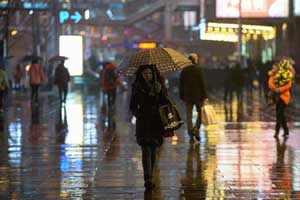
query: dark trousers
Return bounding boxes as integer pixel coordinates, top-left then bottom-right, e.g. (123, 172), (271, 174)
(276, 99), (289, 134)
(31, 84), (40, 103)
(105, 89), (116, 112)
(185, 102), (202, 136)
(0, 91), (4, 110)
(141, 144), (157, 183)
(58, 86), (68, 103)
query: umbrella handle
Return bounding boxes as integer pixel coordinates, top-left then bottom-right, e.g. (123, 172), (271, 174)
(151, 65), (157, 82)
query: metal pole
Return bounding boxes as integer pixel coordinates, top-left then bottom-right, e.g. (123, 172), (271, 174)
(237, 0), (242, 63)
(4, 0), (11, 58)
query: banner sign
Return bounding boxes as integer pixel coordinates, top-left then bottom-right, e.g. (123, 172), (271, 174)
(216, 0), (289, 18)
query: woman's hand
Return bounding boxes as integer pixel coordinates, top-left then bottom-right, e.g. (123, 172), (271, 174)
(154, 82), (161, 93)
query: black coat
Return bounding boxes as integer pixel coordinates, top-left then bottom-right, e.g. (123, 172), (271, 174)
(130, 80), (168, 146)
(179, 64), (207, 103)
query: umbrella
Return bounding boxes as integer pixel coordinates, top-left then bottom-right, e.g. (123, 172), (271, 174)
(48, 55), (68, 62)
(119, 48), (192, 76)
(20, 55), (42, 62)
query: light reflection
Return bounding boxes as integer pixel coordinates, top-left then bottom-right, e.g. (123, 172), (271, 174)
(60, 146), (84, 198)
(65, 95), (83, 145)
(8, 122), (22, 165)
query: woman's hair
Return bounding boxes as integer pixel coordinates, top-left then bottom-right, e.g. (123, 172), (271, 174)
(188, 53), (198, 64)
(134, 64), (166, 91)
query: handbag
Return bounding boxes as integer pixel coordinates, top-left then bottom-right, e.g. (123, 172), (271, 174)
(162, 130), (175, 138)
(201, 104), (218, 126)
(159, 99), (184, 131)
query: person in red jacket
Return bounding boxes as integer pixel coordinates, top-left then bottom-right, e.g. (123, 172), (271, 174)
(268, 61), (293, 138)
(100, 62), (120, 113)
(28, 59), (47, 103)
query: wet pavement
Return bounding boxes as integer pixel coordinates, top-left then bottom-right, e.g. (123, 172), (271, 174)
(1, 83), (300, 199)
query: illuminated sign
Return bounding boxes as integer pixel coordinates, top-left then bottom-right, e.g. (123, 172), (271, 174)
(23, 2), (48, 9)
(138, 42), (157, 49)
(295, 0), (300, 16)
(59, 10), (84, 24)
(216, 0), (289, 18)
(59, 35), (83, 76)
(200, 22), (276, 42)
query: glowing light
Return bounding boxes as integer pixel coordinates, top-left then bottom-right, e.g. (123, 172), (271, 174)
(25, 64), (30, 71)
(282, 23), (288, 31)
(138, 42), (157, 49)
(85, 9), (90, 20)
(101, 35), (108, 41)
(11, 30), (17, 36)
(59, 35), (83, 76)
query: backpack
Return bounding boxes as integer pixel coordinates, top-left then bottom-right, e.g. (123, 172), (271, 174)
(104, 69), (116, 86)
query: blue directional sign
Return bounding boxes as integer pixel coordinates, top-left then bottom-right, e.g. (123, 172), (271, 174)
(59, 10), (84, 24)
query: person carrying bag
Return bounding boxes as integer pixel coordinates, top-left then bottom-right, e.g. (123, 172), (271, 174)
(129, 64), (170, 190)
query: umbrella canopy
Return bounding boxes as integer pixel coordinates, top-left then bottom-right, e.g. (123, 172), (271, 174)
(120, 48), (192, 76)
(20, 55), (42, 62)
(48, 55), (68, 62)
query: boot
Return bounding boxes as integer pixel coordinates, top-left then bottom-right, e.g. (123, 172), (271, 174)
(274, 130), (279, 138)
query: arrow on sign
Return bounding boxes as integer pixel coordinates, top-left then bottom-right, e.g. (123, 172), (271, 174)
(70, 11), (82, 23)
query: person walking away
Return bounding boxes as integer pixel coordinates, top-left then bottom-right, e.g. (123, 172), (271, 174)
(28, 59), (47, 103)
(14, 64), (23, 89)
(230, 63), (245, 102)
(54, 60), (70, 104)
(179, 53), (208, 143)
(0, 66), (9, 112)
(100, 62), (120, 113)
(129, 64), (169, 190)
(223, 62), (233, 102)
(268, 59), (293, 138)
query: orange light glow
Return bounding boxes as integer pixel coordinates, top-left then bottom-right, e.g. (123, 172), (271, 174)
(138, 42), (157, 49)
(101, 35), (108, 41)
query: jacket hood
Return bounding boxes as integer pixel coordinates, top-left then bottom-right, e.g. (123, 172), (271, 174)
(105, 63), (116, 70)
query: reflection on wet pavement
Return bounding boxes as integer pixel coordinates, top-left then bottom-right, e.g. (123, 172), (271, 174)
(0, 87), (299, 199)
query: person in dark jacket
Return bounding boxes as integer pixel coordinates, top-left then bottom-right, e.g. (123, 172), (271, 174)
(129, 64), (168, 190)
(179, 53), (208, 143)
(54, 60), (70, 104)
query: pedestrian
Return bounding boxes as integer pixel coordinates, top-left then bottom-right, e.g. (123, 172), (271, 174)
(100, 62), (120, 112)
(54, 60), (70, 104)
(129, 64), (168, 190)
(28, 59), (47, 103)
(14, 64), (23, 89)
(0, 66), (9, 112)
(268, 59), (293, 138)
(179, 53), (208, 143)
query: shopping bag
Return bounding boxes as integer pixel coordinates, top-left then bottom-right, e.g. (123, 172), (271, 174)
(201, 104), (218, 126)
(159, 101), (184, 131)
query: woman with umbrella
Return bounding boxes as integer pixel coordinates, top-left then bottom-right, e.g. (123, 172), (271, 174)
(129, 64), (168, 190)
(124, 48), (191, 189)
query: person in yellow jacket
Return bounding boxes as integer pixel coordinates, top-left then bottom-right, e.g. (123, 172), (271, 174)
(268, 60), (293, 138)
